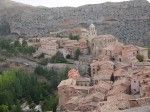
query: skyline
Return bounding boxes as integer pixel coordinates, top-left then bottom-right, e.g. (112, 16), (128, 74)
(11, 0), (149, 8)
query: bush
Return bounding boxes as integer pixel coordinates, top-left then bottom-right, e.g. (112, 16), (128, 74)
(22, 40), (28, 47)
(136, 54), (144, 62)
(69, 34), (80, 40)
(0, 38), (36, 56)
(39, 58), (49, 65)
(74, 49), (81, 60)
(50, 51), (67, 63)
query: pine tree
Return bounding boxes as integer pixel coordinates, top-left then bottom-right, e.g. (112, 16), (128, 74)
(74, 49), (81, 60)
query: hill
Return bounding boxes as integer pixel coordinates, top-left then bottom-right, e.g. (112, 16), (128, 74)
(0, 0), (150, 46)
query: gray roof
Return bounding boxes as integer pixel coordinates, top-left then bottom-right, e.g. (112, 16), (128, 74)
(115, 105), (150, 112)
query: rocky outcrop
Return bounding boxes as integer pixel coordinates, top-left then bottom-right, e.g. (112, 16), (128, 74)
(0, 0), (150, 46)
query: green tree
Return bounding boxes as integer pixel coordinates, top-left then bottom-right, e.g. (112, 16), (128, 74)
(136, 54), (144, 62)
(39, 58), (49, 65)
(69, 34), (80, 40)
(14, 40), (21, 47)
(43, 96), (58, 112)
(50, 51), (67, 63)
(34, 66), (48, 76)
(22, 39), (28, 47)
(0, 105), (9, 112)
(74, 48), (81, 60)
(59, 67), (70, 80)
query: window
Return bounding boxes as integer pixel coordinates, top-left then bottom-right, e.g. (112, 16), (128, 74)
(133, 89), (137, 92)
(119, 58), (121, 62)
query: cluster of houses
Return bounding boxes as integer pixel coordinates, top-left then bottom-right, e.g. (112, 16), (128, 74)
(25, 24), (97, 59)
(26, 36), (89, 59)
(19, 24), (150, 112)
(57, 24), (150, 112)
(24, 24), (118, 59)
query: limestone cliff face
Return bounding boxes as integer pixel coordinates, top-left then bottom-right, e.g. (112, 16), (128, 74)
(0, 0), (150, 46)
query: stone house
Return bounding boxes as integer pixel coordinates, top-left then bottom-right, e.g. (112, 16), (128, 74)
(27, 38), (41, 47)
(61, 38), (89, 58)
(101, 43), (149, 63)
(90, 60), (115, 77)
(37, 42), (59, 58)
(58, 78), (77, 106)
(91, 35), (118, 57)
(139, 71), (150, 97)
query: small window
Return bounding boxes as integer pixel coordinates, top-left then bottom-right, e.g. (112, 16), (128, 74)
(133, 89), (136, 92)
(119, 58), (121, 62)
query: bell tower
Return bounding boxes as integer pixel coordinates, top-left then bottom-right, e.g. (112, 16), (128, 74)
(89, 24), (97, 38)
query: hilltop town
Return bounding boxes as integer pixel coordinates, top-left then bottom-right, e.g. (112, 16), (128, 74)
(0, 22), (150, 112)
(0, 0), (150, 112)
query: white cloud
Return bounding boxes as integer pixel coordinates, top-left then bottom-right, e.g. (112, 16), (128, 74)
(12, 0), (149, 7)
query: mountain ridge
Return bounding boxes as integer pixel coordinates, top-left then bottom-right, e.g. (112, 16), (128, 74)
(0, 0), (150, 46)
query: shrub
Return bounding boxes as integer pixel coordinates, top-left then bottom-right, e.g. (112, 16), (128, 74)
(50, 51), (67, 63)
(74, 48), (81, 60)
(136, 54), (144, 62)
(69, 34), (80, 40)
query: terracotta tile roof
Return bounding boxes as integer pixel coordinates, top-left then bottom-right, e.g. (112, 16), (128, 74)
(100, 103), (119, 112)
(114, 105), (150, 112)
(58, 79), (76, 87)
(67, 96), (82, 104)
(103, 42), (124, 51)
(99, 69), (114, 76)
(74, 86), (91, 90)
(114, 69), (127, 77)
(93, 74), (112, 80)
(96, 35), (116, 39)
(113, 78), (130, 87)
(76, 77), (91, 82)
(94, 81), (112, 91)
(108, 85), (129, 96)
(123, 45), (138, 51)
(107, 93), (134, 102)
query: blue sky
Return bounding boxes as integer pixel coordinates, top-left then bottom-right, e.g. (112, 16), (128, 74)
(12, 0), (149, 7)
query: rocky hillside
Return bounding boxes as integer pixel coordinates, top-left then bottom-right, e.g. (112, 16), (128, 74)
(0, 0), (150, 46)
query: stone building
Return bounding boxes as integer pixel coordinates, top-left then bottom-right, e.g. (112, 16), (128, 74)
(27, 38), (41, 47)
(90, 60), (115, 77)
(32, 37), (59, 58)
(91, 35), (118, 57)
(60, 38), (89, 58)
(101, 43), (149, 63)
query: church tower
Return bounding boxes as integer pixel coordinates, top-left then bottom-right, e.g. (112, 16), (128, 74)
(89, 24), (97, 38)
(86, 24), (97, 55)
(88, 24), (97, 42)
